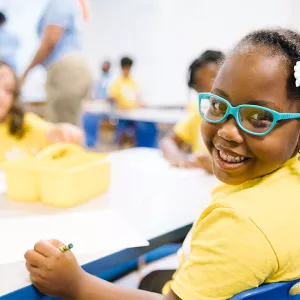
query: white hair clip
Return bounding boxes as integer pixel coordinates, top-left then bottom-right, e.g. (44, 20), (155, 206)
(294, 61), (300, 87)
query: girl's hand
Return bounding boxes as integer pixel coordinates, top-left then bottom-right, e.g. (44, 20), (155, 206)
(24, 240), (86, 299)
(167, 151), (194, 168)
(190, 153), (213, 173)
(47, 123), (83, 144)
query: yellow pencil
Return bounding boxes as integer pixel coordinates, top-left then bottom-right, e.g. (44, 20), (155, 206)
(58, 243), (73, 253)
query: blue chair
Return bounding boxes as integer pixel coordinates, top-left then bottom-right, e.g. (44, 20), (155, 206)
(82, 112), (105, 148)
(135, 121), (158, 148)
(114, 120), (136, 145)
(97, 243), (181, 282)
(231, 279), (300, 300)
(114, 120), (158, 148)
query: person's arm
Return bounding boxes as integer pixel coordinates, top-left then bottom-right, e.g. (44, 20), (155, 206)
(71, 273), (181, 300)
(160, 131), (213, 172)
(160, 109), (198, 168)
(24, 240), (181, 300)
(47, 123), (83, 144)
(22, 25), (64, 79)
(25, 205), (278, 300)
(191, 152), (213, 174)
(161, 109), (213, 172)
(25, 113), (83, 145)
(135, 87), (145, 108)
(160, 131), (193, 168)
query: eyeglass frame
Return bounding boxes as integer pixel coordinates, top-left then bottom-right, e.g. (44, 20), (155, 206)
(198, 92), (300, 136)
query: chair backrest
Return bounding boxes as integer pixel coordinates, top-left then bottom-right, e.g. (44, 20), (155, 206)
(230, 279), (300, 300)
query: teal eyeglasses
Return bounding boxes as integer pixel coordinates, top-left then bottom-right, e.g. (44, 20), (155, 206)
(198, 93), (300, 136)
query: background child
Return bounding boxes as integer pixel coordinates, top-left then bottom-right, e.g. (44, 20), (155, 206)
(110, 56), (157, 148)
(94, 60), (112, 100)
(110, 56), (143, 110)
(0, 61), (82, 162)
(160, 50), (225, 173)
(25, 28), (300, 300)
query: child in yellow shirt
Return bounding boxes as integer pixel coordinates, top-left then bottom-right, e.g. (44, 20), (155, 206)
(110, 57), (157, 147)
(110, 57), (143, 110)
(0, 61), (82, 162)
(25, 28), (300, 300)
(161, 50), (225, 173)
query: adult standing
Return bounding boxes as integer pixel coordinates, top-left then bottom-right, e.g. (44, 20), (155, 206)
(21, 0), (92, 125)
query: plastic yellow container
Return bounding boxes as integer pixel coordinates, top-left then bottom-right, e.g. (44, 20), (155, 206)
(3, 157), (41, 202)
(3, 143), (110, 207)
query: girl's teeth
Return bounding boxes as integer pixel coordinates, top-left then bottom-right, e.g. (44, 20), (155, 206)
(219, 150), (245, 163)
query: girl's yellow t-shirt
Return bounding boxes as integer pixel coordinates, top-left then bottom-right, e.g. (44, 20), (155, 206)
(0, 113), (53, 162)
(174, 104), (206, 154)
(166, 156), (300, 299)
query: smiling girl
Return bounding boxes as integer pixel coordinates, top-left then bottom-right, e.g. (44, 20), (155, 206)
(25, 28), (300, 300)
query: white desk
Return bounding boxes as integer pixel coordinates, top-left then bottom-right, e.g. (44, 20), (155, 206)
(82, 101), (188, 125)
(0, 148), (219, 297)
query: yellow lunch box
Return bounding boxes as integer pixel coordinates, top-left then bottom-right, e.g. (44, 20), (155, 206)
(2, 143), (110, 207)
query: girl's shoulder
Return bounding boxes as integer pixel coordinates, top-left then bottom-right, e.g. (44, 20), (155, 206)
(24, 113), (50, 127)
(23, 113), (53, 137)
(212, 156), (300, 202)
(210, 157), (300, 221)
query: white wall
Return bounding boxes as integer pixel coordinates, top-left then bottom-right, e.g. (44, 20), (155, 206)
(291, 0), (300, 30)
(0, 0), (48, 101)
(0, 0), (296, 105)
(85, 0), (294, 106)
